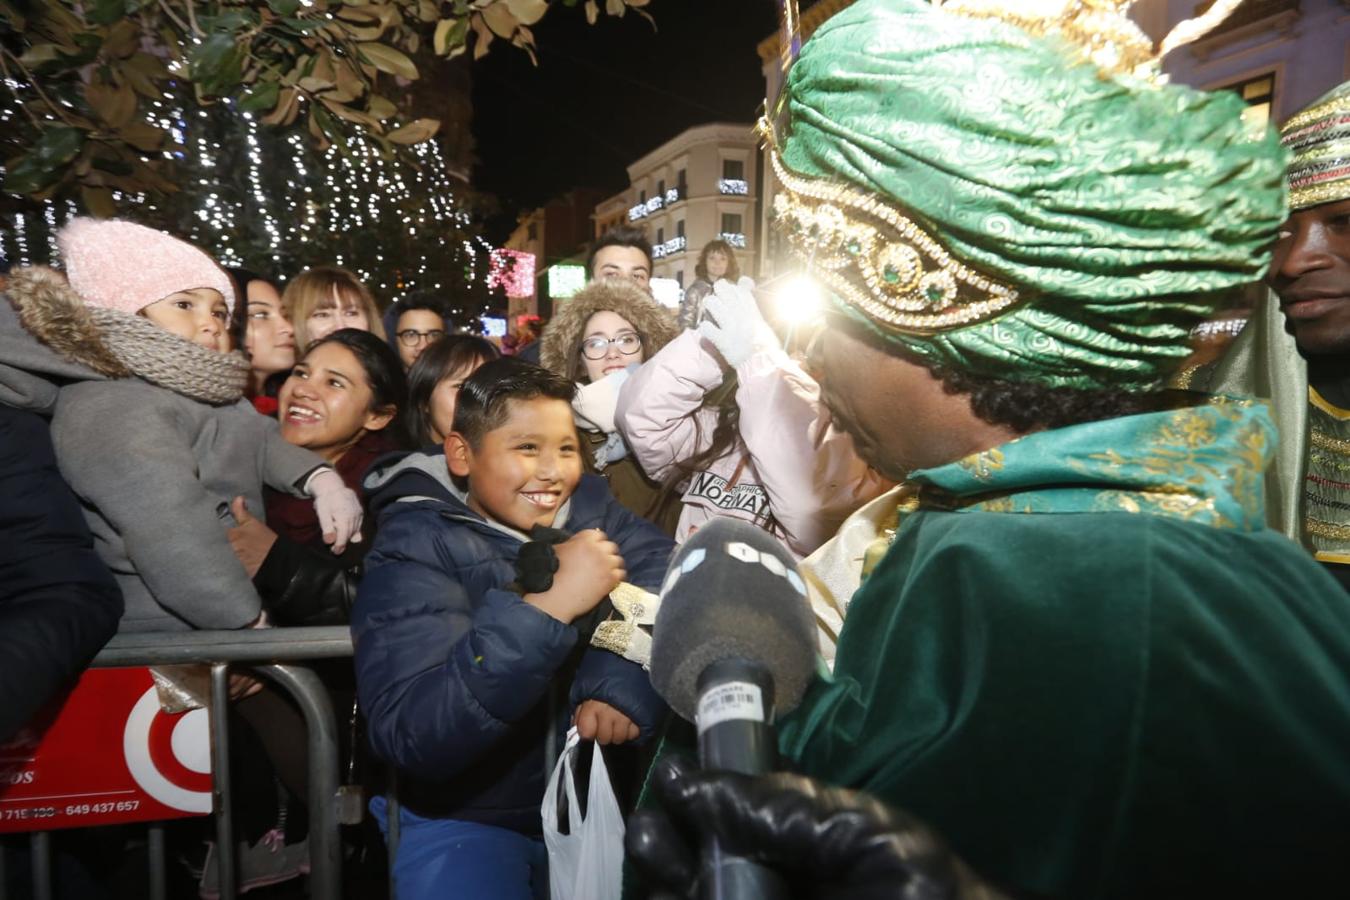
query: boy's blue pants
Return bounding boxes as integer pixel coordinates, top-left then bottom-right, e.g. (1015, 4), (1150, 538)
(370, 795), (548, 900)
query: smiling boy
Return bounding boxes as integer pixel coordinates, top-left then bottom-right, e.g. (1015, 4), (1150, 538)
(352, 357), (671, 900)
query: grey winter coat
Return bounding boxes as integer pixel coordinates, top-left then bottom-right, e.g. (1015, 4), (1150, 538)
(4, 268), (324, 632)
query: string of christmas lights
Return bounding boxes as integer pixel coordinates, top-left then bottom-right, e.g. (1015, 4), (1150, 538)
(2, 81), (501, 331)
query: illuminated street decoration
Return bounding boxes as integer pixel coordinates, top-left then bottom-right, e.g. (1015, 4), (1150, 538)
(548, 264), (587, 298)
(488, 249), (537, 299)
(652, 235), (687, 258)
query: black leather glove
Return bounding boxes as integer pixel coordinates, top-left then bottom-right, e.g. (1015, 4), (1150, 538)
(513, 524), (571, 594)
(626, 756), (1008, 900)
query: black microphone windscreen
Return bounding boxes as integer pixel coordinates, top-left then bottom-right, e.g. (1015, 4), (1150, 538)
(650, 519), (818, 722)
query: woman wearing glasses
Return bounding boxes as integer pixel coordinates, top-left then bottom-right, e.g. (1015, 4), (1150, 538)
(539, 277), (681, 533)
(382, 290), (451, 370)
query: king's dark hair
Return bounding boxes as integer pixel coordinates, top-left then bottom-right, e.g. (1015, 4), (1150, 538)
(303, 328), (410, 445)
(829, 310), (1169, 432)
(587, 225), (653, 277)
(406, 334), (500, 445)
(930, 365), (1168, 432)
(452, 357), (577, 449)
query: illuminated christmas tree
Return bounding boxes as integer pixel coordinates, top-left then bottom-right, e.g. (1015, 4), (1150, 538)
(2, 82), (500, 329)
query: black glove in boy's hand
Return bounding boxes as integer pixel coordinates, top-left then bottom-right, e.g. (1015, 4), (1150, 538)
(626, 756), (1009, 900)
(513, 525), (571, 594)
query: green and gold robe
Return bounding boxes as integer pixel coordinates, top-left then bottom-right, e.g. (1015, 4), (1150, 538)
(780, 401), (1350, 898)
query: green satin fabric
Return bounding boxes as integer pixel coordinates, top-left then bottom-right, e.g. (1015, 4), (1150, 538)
(904, 400), (1274, 532)
(781, 0), (1288, 389)
(778, 410), (1350, 898)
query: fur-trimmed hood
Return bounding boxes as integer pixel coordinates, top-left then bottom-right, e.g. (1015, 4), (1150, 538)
(6, 265), (248, 405)
(1, 269), (108, 413)
(7, 266), (131, 379)
(539, 279), (679, 381)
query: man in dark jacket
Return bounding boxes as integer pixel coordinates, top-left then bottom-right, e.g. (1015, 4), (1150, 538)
(1, 404), (123, 743)
(352, 359), (670, 900)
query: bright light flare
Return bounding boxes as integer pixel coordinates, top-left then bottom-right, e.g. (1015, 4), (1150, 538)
(774, 275), (825, 326)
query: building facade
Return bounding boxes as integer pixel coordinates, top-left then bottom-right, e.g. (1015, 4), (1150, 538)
(593, 122), (761, 291)
(503, 187), (609, 322)
(1141, 0), (1350, 126)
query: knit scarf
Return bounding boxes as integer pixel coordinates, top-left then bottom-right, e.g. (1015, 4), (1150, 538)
(90, 307), (249, 405)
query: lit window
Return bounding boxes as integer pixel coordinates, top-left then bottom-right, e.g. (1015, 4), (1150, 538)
(1220, 72), (1276, 129)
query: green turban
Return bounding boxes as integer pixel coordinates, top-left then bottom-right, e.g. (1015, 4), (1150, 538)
(774, 0), (1288, 390)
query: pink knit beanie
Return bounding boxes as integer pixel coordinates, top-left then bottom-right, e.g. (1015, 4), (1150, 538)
(57, 218), (236, 315)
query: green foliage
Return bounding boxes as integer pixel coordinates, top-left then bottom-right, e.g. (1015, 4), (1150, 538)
(0, 0), (654, 211)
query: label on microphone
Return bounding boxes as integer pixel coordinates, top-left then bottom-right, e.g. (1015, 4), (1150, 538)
(695, 681), (765, 731)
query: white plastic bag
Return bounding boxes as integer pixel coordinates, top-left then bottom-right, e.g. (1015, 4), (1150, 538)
(542, 726), (625, 900)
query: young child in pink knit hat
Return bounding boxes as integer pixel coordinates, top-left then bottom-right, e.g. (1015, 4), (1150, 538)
(3, 218), (362, 632)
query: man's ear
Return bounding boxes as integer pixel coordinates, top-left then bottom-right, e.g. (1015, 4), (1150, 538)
(445, 432), (472, 478)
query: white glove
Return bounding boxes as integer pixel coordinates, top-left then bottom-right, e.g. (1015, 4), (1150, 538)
(696, 277), (778, 368)
(307, 468), (363, 554)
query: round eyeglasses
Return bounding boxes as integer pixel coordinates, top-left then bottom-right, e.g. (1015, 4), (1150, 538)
(397, 329), (445, 347)
(580, 332), (642, 360)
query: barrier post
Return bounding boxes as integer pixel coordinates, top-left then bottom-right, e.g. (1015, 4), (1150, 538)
(210, 663), (239, 900)
(147, 823), (167, 900)
(30, 831), (50, 900)
(258, 665), (341, 900)
(2, 628), (354, 900)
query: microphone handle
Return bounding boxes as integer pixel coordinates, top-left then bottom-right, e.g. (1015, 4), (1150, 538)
(695, 660), (790, 900)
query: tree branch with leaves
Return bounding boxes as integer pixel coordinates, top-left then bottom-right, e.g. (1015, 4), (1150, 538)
(0, 0), (652, 212)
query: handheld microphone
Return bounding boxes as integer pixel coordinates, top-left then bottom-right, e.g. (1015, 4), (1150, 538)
(650, 519), (818, 900)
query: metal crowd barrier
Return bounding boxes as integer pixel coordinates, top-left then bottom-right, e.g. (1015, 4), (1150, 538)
(3, 626), (354, 900)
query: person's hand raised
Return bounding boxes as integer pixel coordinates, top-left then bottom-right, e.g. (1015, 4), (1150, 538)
(524, 529), (624, 624)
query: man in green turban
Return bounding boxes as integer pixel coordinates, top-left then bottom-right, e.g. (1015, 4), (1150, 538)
(629, 1), (1350, 897)
(1186, 81), (1350, 591)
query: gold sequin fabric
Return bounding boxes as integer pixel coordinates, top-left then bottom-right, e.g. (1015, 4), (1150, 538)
(1304, 387), (1350, 552)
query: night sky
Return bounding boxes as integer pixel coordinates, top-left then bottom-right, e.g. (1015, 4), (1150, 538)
(471, 0), (780, 239)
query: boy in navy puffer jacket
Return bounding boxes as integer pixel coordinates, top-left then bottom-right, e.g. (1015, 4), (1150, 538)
(353, 358), (671, 900)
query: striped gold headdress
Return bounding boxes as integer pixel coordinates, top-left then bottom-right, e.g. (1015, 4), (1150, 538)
(1282, 81), (1350, 212)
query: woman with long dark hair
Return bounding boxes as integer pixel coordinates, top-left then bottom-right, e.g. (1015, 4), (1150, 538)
(405, 334), (500, 446)
(227, 268), (295, 412)
(228, 328), (409, 624)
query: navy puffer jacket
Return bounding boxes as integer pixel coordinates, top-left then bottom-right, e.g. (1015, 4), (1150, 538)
(352, 449), (672, 833)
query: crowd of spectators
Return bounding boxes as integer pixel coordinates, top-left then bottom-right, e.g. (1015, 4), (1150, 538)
(0, 220), (875, 897)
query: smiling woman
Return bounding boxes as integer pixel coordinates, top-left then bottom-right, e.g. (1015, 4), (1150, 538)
(227, 329), (410, 627)
(280, 336), (401, 463)
(283, 266), (386, 351)
(538, 278), (681, 533)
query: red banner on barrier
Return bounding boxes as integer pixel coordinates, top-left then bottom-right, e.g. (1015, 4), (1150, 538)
(0, 667), (213, 832)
